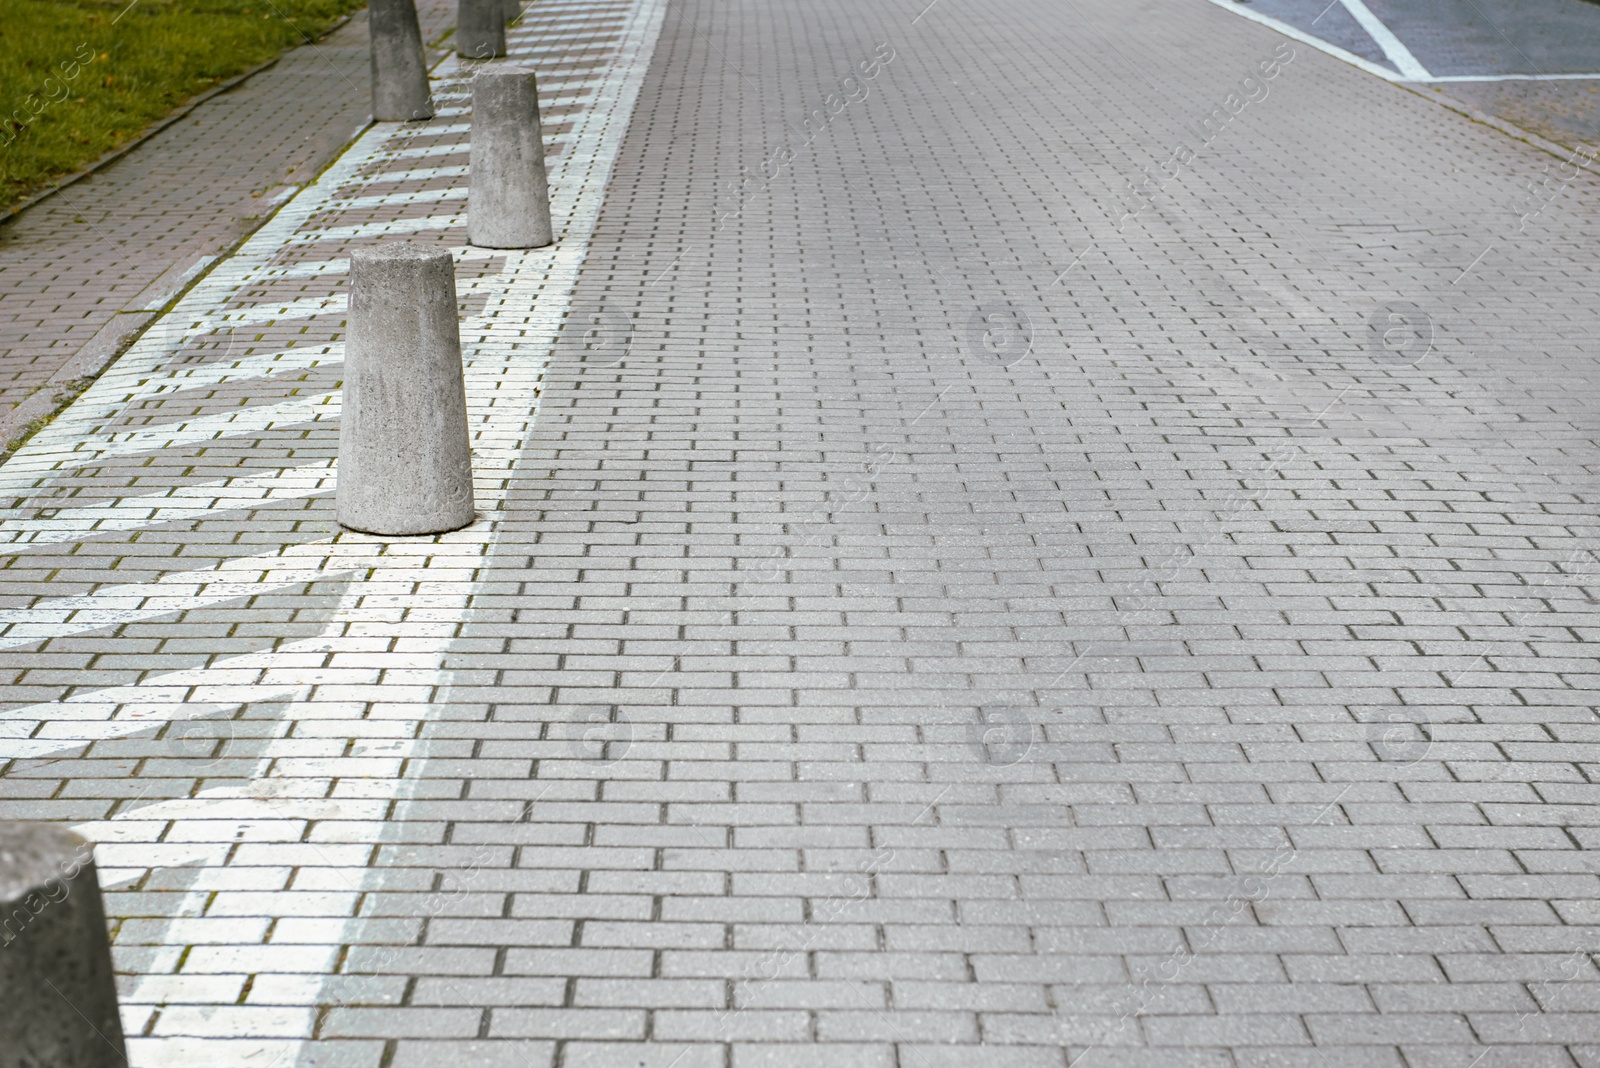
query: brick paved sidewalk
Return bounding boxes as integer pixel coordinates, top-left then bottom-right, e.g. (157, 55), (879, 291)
(5, 0), (1600, 1065)
(0, 0), (457, 452)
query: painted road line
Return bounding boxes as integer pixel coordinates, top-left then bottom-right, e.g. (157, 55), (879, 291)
(1338, 0), (1430, 80)
(1201, 0), (1600, 84)
(1429, 73), (1600, 82)
(1199, 0), (1405, 81)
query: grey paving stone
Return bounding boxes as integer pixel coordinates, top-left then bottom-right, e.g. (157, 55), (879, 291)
(389, 1040), (555, 1068)
(3, 0), (1600, 1063)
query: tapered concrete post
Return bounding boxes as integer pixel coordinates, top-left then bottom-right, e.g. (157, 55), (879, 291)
(0, 823), (126, 1068)
(337, 244), (475, 536)
(369, 0), (434, 121)
(458, 0), (507, 58)
(503, 0), (522, 24)
(468, 66), (554, 249)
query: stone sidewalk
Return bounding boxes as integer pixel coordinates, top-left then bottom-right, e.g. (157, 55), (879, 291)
(0, 0), (457, 452)
(4, 0), (1600, 1065)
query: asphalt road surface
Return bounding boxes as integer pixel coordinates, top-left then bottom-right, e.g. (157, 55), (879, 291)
(1212, 0), (1600, 145)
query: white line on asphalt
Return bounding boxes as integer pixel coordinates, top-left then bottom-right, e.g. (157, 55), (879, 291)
(1202, 0), (1600, 84)
(1199, 0), (1403, 80)
(1428, 73), (1600, 81)
(1338, 0), (1430, 80)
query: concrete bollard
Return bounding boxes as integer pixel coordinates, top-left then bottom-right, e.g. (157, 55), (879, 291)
(0, 823), (126, 1068)
(468, 66), (555, 249)
(369, 0), (435, 121)
(503, 0), (522, 24)
(457, 0), (507, 58)
(337, 244), (476, 536)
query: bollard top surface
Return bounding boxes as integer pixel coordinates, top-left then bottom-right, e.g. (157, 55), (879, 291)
(350, 242), (456, 269)
(0, 822), (90, 905)
(474, 64), (537, 86)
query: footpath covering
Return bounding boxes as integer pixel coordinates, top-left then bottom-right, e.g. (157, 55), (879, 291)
(3, 0), (1600, 1065)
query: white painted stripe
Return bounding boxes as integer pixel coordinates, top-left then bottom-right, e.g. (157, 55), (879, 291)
(286, 212), (462, 244)
(246, 249), (501, 281)
(1198, 0), (1404, 82)
(0, 1), (669, 1058)
(0, 631), (388, 759)
(0, 463), (336, 553)
(387, 120), (469, 136)
(254, 258), (352, 279)
(0, 91), (579, 474)
(333, 186), (466, 211)
(429, 92), (589, 118)
(0, 394), (335, 482)
(79, 346), (332, 405)
(1338, 0), (1430, 80)
(354, 163), (468, 183)
(2, 277), (340, 477)
(372, 140), (472, 160)
(50, 392), (339, 469)
(506, 52), (625, 64)
(1428, 72), (1600, 82)
(509, 12), (629, 22)
(211, 293), (347, 328)
(0, 540), (376, 650)
(1201, 0), (1600, 84)
(125, 346), (342, 396)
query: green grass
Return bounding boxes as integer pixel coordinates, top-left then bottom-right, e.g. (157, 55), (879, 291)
(0, 0), (367, 212)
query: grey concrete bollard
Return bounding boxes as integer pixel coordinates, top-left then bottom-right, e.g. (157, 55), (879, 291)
(337, 244), (476, 536)
(503, 0), (522, 24)
(0, 823), (126, 1068)
(458, 0), (508, 58)
(369, 0), (435, 121)
(468, 66), (555, 249)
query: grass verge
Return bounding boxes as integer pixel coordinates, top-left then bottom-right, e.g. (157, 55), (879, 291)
(0, 0), (366, 213)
